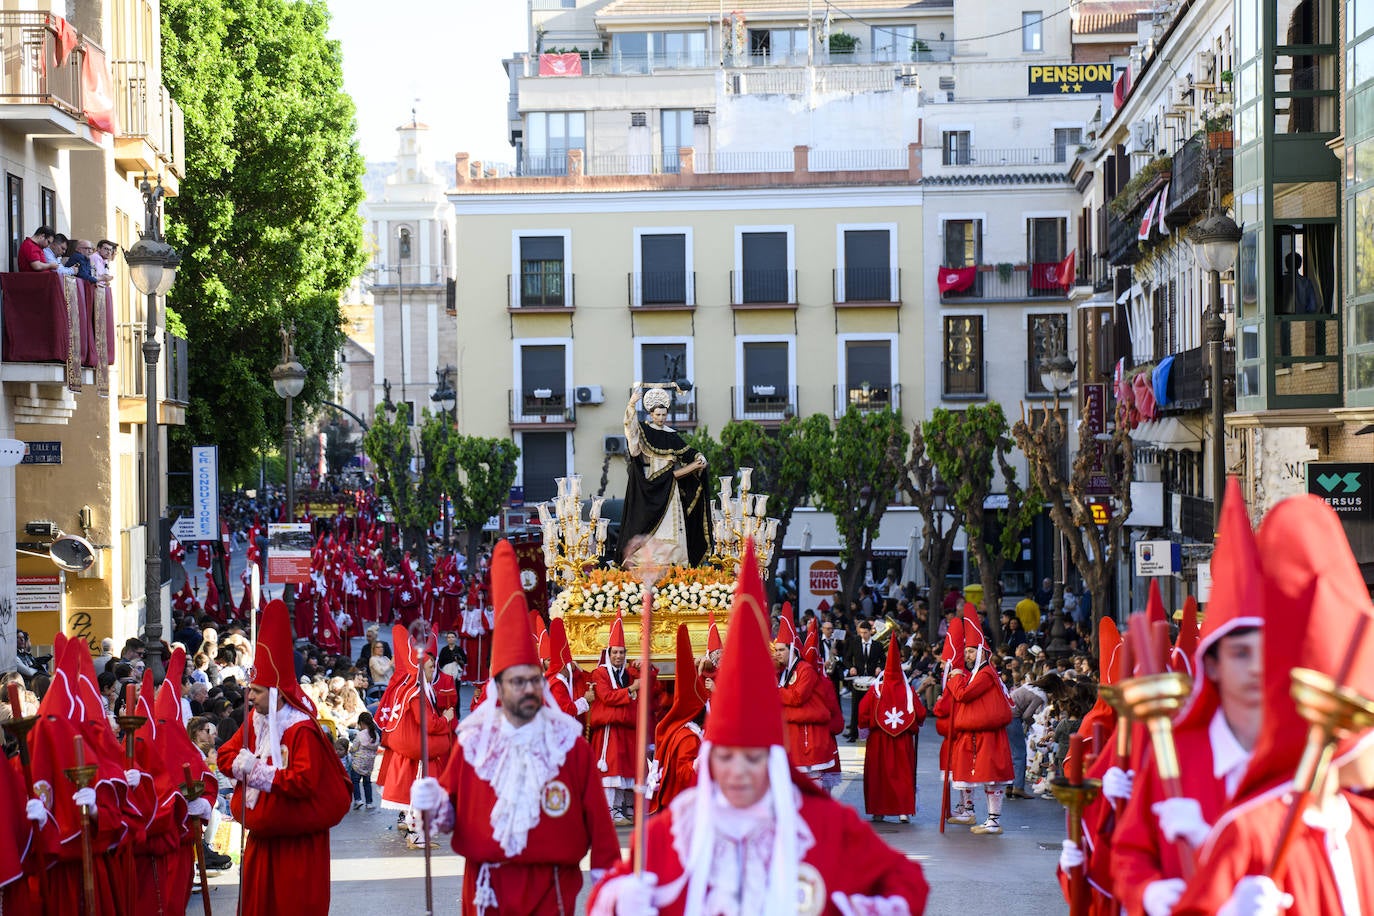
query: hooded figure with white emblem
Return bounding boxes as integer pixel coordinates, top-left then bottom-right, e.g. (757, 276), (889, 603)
(409, 539), (621, 915)
(588, 540), (930, 916)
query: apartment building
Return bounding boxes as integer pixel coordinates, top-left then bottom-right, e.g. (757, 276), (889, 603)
(0, 1), (186, 667)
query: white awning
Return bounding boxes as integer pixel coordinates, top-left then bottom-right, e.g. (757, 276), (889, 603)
(1129, 417), (1203, 451)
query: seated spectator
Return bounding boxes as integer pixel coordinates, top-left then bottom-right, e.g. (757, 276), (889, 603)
(47, 234), (76, 276)
(64, 239), (98, 282)
(18, 227), (57, 272)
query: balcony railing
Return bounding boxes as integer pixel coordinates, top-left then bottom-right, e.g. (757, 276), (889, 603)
(1165, 134), (1233, 228)
(1107, 212), (1143, 266)
(628, 272), (695, 308)
(508, 271), (574, 309)
(942, 360), (987, 400)
(833, 267), (900, 303)
(1178, 494), (1214, 543)
(634, 392), (698, 428)
(1081, 252), (1113, 293)
(834, 383), (901, 417)
(166, 333), (189, 405)
(809, 148), (907, 171)
(731, 269), (796, 306)
(116, 324), (190, 404)
(110, 59), (185, 176)
(935, 146), (1064, 167)
(732, 385), (797, 422)
(372, 263), (451, 287)
(520, 41), (957, 77)
(0, 12), (88, 116)
(509, 389), (577, 426)
(0, 273), (115, 381)
(939, 265), (1072, 303)
(117, 322), (145, 397)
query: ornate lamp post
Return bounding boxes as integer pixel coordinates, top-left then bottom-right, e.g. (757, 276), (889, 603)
(271, 323), (307, 634)
(1040, 350), (1076, 661)
(1189, 210), (1242, 530)
(124, 175), (179, 678)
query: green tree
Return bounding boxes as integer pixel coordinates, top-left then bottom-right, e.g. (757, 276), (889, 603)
(892, 422), (961, 646)
(924, 404), (1039, 647)
(811, 409), (909, 606)
(161, 0), (366, 481)
(423, 423), (520, 573)
(362, 404), (438, 565)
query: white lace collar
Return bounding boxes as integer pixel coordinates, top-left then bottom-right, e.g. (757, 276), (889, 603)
(457, 691), (581, 856)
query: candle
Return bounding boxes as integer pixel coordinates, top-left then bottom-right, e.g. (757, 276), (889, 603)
(590, 497), (605, 523)
(125, 683), (136, 716)
(766, 518), (779, 541)
(754, 495), (769, 518)
(718, 477), (733, 502)
(555, 477), (567, 499)
(74, 735), (86, 768)
(1119, 632), (1134, 680)
(537, 502), (552, 526)
(1152, 620), (1172, 673)
(1129, 614), (1155, 675)
(1093, 723), (1108, 764)
(739, 468), (753, 492)
(570, 475), (582, 499)
(6, 682), (21, 719)
(597, 518), (609, 541)
(1066, 733), (1084, 785)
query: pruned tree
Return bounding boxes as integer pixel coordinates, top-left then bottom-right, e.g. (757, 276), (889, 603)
(1012, 401), (1134, 645)
(812, 408), (910, 607)
(362, 404), (438, 566)
(891, 423), (960, 646)
(925, 404), (1039, 648)
(440, 433), (520, 574)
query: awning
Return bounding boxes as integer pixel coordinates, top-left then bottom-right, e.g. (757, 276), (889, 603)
(1129, 417), (1203, 451)
(1116, 283), (1142, 305)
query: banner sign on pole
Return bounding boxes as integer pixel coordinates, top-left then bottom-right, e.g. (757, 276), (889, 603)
(266, 523), (312, 584)
(191, 446), (219, 541)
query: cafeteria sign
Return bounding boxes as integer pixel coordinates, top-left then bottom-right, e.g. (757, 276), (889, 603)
(1028, 63), (1116, 95)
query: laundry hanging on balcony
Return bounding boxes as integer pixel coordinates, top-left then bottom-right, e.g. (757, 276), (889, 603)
(80, 43), (116, 138)
(49, 15), (79, 66)
(1151, 355), (1175, 409)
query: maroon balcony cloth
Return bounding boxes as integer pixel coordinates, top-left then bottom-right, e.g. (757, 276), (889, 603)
(1, 272), (71, 362)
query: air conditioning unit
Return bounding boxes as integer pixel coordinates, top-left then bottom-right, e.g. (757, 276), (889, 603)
(604, 434), (628, 455)
(1129, 119), (1155, 154)
(575, 385), (604, 405)
(1194, 50), (1216, 85)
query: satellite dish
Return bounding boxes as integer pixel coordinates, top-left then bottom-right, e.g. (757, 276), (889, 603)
(50, 534), (97, 572)
(0, 439), (25, 468)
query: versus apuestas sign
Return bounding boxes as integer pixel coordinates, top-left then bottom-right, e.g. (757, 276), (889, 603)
(1307, 462), (1374, 517)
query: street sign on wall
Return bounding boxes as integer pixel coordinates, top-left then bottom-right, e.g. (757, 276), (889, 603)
(1134, 539), (1179, 577)
(1307, 462), (1374, 517)
(191, 446), (219, 541)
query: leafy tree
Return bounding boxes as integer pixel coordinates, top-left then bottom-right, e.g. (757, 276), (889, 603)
(161, 0), (366, 482)
(891, 423), (961, 646)
(362, 404), (439, 565)
(422, 422), (520, 573)
(924, 405), (1039, 648)
(811, 409), (909, 607)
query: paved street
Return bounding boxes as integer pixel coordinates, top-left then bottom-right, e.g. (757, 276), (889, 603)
(194, 700), (1068, 914)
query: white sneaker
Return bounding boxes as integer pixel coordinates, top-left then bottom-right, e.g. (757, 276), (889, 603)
(353, 801), (364, 810)
(365, 803), (376, 810)
(971, 818), (1003, 835)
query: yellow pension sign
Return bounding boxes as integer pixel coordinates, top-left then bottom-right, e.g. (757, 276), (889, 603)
(1027, 63), (1116, 95)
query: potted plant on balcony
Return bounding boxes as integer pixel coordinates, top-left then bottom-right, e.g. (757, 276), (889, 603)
(829, 32), (860, 57)
(911, 39), (932, 61)
(996, 262), (1015, 283)
(1205, 112), (1232, 150)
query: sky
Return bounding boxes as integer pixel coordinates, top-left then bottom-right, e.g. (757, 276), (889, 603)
(325, 0), (528, 166)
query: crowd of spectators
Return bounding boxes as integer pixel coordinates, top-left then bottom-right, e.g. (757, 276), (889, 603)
(17, 226), (117, 284)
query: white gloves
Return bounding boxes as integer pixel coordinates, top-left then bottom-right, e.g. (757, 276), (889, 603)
(187, 797), (213, 820)
(1102, 766), (1134, 803)
(1143, 878), (1187, 916)
(231, 749), (258, 780)
(831, 892), (912, 916)
(1217, 876), (1293, 916)
(124, 768), (142, 789)
(1058, 839), (1085, 871)
(1153, 797), (1211, 847)
(73, 787), (97, 811)
(25, 798), (46, 823)
(410, 776), (445, 813)
(604, 873), (658, 916)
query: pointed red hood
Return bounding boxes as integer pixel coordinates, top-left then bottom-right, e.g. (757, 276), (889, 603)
(704, 540), (785, 748)
(488, 539), (539, 677)
(874, 632), (916, 736)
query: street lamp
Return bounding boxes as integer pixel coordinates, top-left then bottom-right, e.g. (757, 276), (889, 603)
(1040, 349), (1076, 661)
(1190, 210), (1241, 531)
(125, 175), (178, 679)
(272, 322), (307, 634)
(430, 365), (457, 554)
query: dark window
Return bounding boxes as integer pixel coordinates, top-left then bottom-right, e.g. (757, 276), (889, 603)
(943, 316), (984, 396)
(942, 130), (971, 165)
(521, 345), (566, 414)
(40, 187), (55, 229)
(398, 227), (412, 260)
(520, 432), (567, 503)
(641, 342), (688, 384)
(640, 233), (687, 304)
(1028, 217), (1067, 263)
(741, 231), (788, 303)
(520, 236), (565, 306)
(844, 340), (892, 409)
(743, 341), (789, 407)
(944, 219), (982, 267)
(400, 401), (416, 425)
(843, 229), (891, 300)
(6, 174), (21, 273)
(1027, 314), (1069, 394)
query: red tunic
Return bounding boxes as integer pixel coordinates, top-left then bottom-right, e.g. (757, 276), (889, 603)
(649, 721), (702, 815)
(441, 733), (621, 916)
(588, 664), (639, 779)
(1173, 790), (1374, 916)
(1, 757), (34, 916)
(778, 662), (835, 771)
(378, 677), (458, 808)
(858, 687), (925, 816)
(945, 665), (1013, 784)
(591, 784), (930, 915)
(217, 711), (352, 916)
(1110, 716), (1230, 915)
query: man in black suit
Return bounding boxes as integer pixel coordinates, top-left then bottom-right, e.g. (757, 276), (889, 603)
(820, 618), (845, 702)
(842, 619), (883, 739)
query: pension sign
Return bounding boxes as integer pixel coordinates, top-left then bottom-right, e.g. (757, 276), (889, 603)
(1027, 63), (1116, 95)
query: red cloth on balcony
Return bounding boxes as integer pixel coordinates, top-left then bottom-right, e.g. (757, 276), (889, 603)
(938, 265), (977, 293)
(538, 53), (583, 76)
(1, 272), (71, 362)
(51, 15), (80, 66)
(1030, 253), (1075, 291)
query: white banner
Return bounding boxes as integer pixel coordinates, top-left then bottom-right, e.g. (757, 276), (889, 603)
(191, 446), (219, 542)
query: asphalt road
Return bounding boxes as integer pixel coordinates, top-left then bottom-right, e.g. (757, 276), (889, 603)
(193, 681), (1069, 914)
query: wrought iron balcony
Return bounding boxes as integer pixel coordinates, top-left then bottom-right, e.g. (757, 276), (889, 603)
(833, 383), (901, 418)
(731, 384), (797, 423)
(730, 270), (796, 307)
(627, 271), (695, 308)
(833, 267), (900, 304)
(942, 360), (987, 400)
(939, 264), (1072, 303)
(508, 389), (576, 427)
(508, 271), (574, 310)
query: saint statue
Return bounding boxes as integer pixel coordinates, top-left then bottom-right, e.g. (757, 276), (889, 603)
(618, 384), (712, 567)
